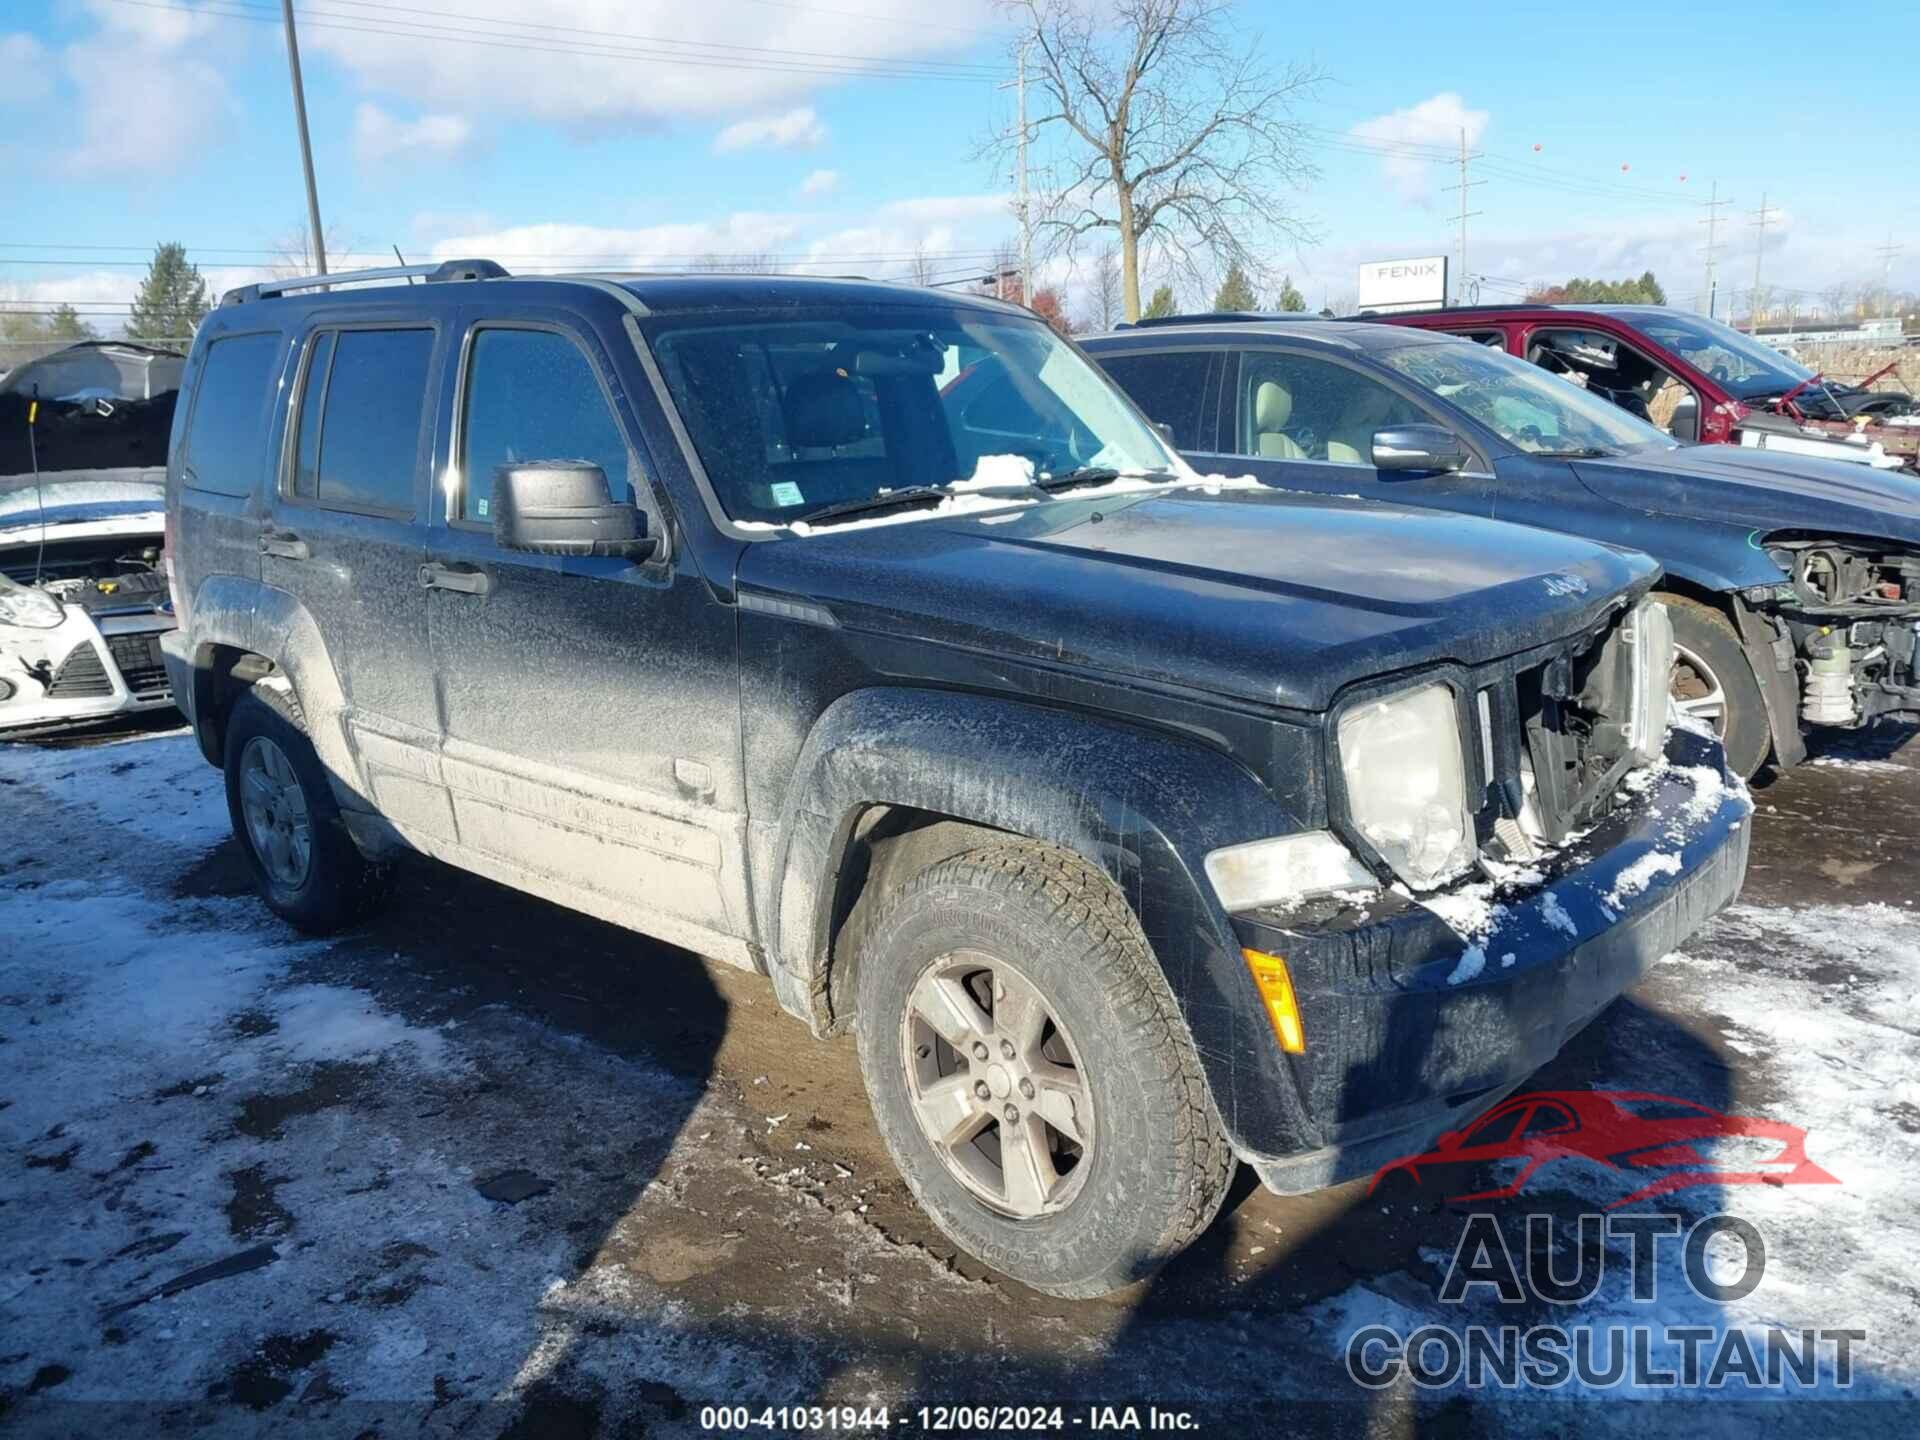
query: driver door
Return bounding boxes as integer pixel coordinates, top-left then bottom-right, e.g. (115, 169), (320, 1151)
(1222, 348), (1494, 515)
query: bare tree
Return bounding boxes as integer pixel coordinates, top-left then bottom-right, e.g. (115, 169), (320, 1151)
(1088, 244), (1122, 330)
(991, 0), (1321, 321)
(908, 245), (938, 287)
(267, 222), (359, 278)
(1818, 282), (1854, 323)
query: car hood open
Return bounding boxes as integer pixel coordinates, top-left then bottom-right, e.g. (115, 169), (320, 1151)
(737, 489), (1655, 712)
(1571, 443), (1920, 543)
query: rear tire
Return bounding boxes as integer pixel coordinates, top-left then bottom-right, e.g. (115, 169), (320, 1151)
(223, 685), (391, 934)
(1660, 593), (1770, 779)
(853, 840), (1233, 1298)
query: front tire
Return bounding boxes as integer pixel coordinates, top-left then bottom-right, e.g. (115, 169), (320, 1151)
(853, 841), (1233, 1298)
(1661, 593), (1770, 779)
(223, 685), (390, 934)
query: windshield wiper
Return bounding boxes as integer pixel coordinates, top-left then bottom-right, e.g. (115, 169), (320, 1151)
(795, 486), (953, 527)
(1533, 446), (1620, 459)
(1031, 466), (1174, 494)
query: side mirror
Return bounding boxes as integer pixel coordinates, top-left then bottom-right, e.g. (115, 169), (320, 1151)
(1371, 424), (1469, 475)
(492, 461), (658, 560)
(1153, 420), (1177, 444)
(1667, 395), (1700, 443)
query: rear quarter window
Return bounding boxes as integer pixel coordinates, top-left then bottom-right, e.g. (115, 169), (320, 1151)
(181, 332), (282, 496)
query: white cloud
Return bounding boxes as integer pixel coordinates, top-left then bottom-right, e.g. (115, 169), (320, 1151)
(714, 106), (827, 154)
(799, 168), (841, 198)
(422, 215), (807, 270)
(300, 0), (994, 133)
(61, 2), (240, 177)
(354, 103), (476, 168)
(1349, 92), (1489, 206)
(0, 34), (53, 105)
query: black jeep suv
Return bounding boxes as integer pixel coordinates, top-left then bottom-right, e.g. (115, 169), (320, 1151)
(161, 264), (1750, 1296)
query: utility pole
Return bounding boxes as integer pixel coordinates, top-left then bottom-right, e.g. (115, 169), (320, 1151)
(1697, 181), (1731, 319)
(280, 0), (327, 275)
(1747, 192), (1778, 331)
(1016, 41), (1031, 306)
(1441, 127), (1482, 306)
(1873, 231), (1904, 317)
(995, 42), (1033, 306)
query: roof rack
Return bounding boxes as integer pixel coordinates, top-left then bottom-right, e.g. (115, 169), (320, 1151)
(220, 258), (510, 307)
(1117, 311), (1328, 328)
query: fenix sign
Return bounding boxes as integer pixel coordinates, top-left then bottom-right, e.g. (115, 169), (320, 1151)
(1359, 256), (1448, 313)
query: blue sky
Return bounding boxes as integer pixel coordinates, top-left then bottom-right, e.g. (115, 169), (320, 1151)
(2, 0), (1915, 332)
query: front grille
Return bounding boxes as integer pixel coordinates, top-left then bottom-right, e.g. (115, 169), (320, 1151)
(45, 642), (114, 699)
(105, 632), (169, 696)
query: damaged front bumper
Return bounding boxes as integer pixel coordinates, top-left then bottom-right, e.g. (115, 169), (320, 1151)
(1, 604), (176, 733)
(1230, 725), (1751, 1194)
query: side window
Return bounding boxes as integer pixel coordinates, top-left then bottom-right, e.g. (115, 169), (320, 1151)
(1466, 1107), (1527, 1146)
(1521, 1103), (1574, 1136)
(1096, 351), (1214, 449)
(1237, 352), (1426, 465)
(1457, 329), (1506, 353)
(182, 332), (281, 496)
(460, 328), (637, 523)
(290, 328), (433, 515)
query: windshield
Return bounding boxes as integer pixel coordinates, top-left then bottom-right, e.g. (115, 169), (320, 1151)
(1378, 339), (1676, 456)
(1628, 310), (1818, 399)
(644, 306), (1177, 527)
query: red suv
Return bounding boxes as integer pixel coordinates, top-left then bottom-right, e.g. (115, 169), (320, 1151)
(1377, 303), (1917, 473)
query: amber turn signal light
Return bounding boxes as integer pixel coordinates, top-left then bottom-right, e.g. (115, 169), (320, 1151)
(1241, 948), (1305, 1054)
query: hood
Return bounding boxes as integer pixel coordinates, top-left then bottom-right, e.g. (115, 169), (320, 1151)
(737, 489), (1655, 712)
(1572, 444), (1920, 543)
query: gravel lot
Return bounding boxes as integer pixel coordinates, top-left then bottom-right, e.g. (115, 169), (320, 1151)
(3, 719), (1918, 1437)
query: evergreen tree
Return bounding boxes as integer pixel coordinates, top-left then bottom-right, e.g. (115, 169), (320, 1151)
(1274, 274), (1307, 312)
(125, 243), (210, 344)
(1211, 261), (1258, 313)
(45, 304), (98, 341)
(1141, 284), (1178, 319)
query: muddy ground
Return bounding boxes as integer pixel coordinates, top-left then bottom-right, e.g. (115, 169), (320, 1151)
(2, 719), (1918, 1438)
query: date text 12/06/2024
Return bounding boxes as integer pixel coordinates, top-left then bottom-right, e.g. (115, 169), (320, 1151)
(699, 1406), (1203, 1432)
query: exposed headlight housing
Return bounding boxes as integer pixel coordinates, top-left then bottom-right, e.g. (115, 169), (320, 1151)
(0, 575), (66, 631)
(1205, 831), (1377, 912)
(1624, 597), (1674, 763)
(1337, 682), (1474, 890)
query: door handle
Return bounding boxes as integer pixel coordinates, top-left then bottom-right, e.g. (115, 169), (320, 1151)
(419, 561), (494, 597)
(259, 529), (310, 560)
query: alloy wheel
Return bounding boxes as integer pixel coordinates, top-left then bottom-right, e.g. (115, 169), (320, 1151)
(900, 950), (1095, 1219)
(239, 735), (313, 889)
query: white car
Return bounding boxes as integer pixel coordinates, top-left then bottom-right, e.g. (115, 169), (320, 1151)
(0, 472), (176, 734)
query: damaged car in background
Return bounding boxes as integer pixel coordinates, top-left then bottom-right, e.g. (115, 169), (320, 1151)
(0, 341), (181, 734)
(1377, 303), (1918, 474)
(1087, 317), (1920, 778)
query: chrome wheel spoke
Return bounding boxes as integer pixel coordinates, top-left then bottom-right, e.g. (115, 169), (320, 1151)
(991, 967), (1049, 1057)
(915, 1072), (987, 1148)
(913, 974), (987, 1053)
(1030, 1060), (1089, 1146)
(999, 1114), (1057, 1216)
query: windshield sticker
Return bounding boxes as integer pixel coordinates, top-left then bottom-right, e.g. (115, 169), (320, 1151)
(770, 480), (805, 507)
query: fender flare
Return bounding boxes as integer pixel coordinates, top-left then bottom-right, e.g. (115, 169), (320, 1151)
(763, 685), (1321, 1157)
(180, 577), (365, 804)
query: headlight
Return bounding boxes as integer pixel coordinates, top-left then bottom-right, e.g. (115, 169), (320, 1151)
(1338, 682), (1474, 890)
(0, 576), (66, 630)
(1205, 831), (1377, 912)
(1625, 598), (1673, 763)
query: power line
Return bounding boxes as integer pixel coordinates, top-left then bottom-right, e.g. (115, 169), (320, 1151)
(97, 0), (1005, 83)
(1441, 128), (1483, 303)
(1748, 191), (1778, 322)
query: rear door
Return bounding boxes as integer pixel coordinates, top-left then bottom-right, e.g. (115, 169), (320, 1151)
(262, 318), (444, 830)
(170, 328), (283, 619)
(420, 303), (749, 954)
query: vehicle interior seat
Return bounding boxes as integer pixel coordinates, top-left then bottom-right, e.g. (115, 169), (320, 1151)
(1253, 380), (1304, 458)
(1326, 385), (1406, 465)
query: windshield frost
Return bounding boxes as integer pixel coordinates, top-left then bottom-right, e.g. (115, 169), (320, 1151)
(1379, 340), (1675, 456)
(645, 307), (1177, 527)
